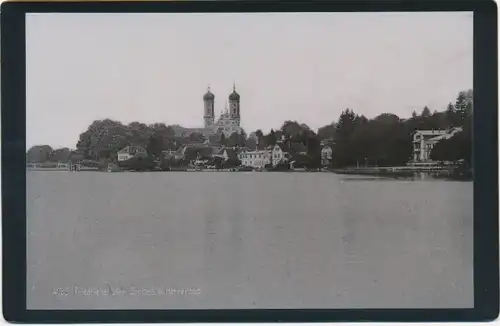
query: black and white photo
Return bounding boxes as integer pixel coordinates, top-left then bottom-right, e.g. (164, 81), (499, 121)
(22, 10), (477, 312)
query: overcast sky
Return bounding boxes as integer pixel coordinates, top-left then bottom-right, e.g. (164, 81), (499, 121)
(26, 12), (473, 149)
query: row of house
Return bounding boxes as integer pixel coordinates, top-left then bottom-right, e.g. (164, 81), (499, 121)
(117, 141), (335, 168)
(115, 127), (462, 168)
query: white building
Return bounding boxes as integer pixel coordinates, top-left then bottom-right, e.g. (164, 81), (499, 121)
(412, 127), (463, 162)
(239, 150), (271, 168)
(321, 145), (333, 166)
(117, 145), (146, 162)
(271, 143), (292, 166)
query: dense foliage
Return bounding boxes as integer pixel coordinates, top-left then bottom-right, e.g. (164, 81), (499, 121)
(27, 90), (473, 169)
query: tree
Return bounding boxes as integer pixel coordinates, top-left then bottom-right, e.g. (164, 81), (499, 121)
(373, 113), (400, 125)
(239, 130), (247, 147)
(26, 145), (53, 163)
(430, 130), (471, 165)
(150, 123), (176, 144)
(281, 121), (303, 140)
(69, 150), (85, 163)
(213, 156), (224, 170)
(444, 102), (456, 126)
(188, 132), (205, 143)
(264, 129), (277, 146)
(227, 132), (241, 147)
(76, 119), (130, 161)
(48, 148), (72, 162)
(421, 106), (431, 118)
(317, 122), (336, 140)
(246, 137), (257, 150)
(454, 90), (473, 126)
(220, 133), (227, 146)
(255, 129), (264, 148)
(146, 133), (166, 158)
(223, 157), (241, 168)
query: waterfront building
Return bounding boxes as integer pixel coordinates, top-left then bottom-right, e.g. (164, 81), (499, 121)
(117, 145), (147, 162)
(412, 127), (463, 162)
(321, 145), (333, 166)
(271, 143), (291, 166)
(239, 150), (271, 168)
(269, 138), (308, 167)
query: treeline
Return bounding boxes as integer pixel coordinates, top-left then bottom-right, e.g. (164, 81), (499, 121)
(75, 120), (248, 163)
(248, 89), (472, 168)
(27, 89), (473, 168)
(26, 145), (77, 164)
(330, 89), (472, 167)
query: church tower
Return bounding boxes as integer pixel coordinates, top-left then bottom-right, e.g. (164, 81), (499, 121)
(228, 83), (240, 125)
(203, 86), (215, 128)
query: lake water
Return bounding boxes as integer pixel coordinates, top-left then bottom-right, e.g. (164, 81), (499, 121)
(26, 171), (473, 310)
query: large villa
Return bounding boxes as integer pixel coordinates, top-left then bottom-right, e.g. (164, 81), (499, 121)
(412, 127), (463, 162)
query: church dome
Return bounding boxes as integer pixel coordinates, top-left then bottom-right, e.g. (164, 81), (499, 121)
(203, 88), (214, 100)
(229, 83), (240, 101)
(229, 91), (240, 101)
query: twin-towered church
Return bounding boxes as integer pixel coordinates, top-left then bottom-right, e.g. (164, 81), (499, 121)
(202, 84), (242, 137)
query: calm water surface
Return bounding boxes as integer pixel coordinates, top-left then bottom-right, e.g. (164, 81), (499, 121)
(27, 171), (473, 309)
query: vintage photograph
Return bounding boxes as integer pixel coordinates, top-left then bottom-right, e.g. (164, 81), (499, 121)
(26, 12), (473, 310)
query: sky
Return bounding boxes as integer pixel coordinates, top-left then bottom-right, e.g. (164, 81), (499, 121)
(26, 12), (473, 149)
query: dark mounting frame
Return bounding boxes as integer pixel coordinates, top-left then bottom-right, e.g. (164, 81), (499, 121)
(2, 0), (498, 323)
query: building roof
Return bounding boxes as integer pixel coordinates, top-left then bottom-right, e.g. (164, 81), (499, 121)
(273, 142), (289, 152)
(240, 149), (271, 155)
(229, 85), (240, 101)
(414, 130), (448, 136)
(117, 145), (146, 155)
(203, 88), (215, 100)
(414, 127), (463, 141)
(427, 135), (446, 142)
(272, 142), (308, 154)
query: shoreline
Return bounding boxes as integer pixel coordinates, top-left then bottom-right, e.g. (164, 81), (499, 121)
(27, 166), (473, 180)
(330, 167), (473, 181)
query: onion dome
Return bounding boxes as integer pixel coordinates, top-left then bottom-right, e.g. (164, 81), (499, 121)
(203, 86), (214, 100)
(229, 83), (240, 101)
